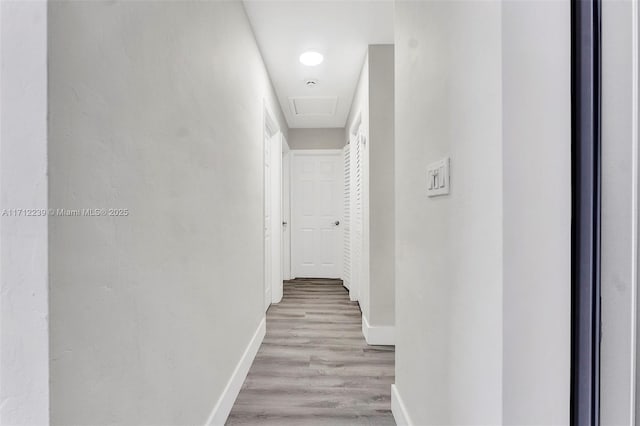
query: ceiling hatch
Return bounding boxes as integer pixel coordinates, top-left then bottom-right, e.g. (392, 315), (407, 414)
(288, 96), (338, 116)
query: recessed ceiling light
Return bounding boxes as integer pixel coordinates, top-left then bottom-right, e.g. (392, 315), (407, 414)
(299, 51), (323, 66)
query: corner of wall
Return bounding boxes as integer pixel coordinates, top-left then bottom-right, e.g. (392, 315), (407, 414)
(362, 314), (395, 346)
(0, 1), (50, 424)
(391, 384), (413, 426)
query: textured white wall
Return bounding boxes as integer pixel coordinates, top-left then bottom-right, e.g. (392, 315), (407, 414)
(0, 1), (50, 424)
(48, 2), (286, 424)
(288, 128), (345, 150)
(394, 1), (571, 424)
(395, 2), (503, 423)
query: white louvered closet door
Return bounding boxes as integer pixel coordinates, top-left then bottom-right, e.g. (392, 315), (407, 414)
(343, 145), (351, 290)
(350, 130), (364, 302)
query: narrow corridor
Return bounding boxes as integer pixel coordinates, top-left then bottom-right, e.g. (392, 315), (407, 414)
(227, 279), (395, 425)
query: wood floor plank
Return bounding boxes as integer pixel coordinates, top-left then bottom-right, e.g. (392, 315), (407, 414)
(226, 279), (395, 426)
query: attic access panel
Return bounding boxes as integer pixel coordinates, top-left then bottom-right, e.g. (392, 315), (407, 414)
(288, 96), (338, 116)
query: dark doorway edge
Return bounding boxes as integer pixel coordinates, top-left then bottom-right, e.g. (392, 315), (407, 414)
(570, 0), (602, 425)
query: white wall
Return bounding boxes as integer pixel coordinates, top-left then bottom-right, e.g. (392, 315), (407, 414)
(367, 45), (395, 329)
(0, 1), (50, 424)
(393, 1), (570, 425)
(600, 1), (638, 424)
(367, 45), (395, 326)
(288, 128), (346, 150)
(48, 2), (287, 424)
(394, 2), (503, 423)
(345, 46), (395, 342)
(501, 1), (571, 424)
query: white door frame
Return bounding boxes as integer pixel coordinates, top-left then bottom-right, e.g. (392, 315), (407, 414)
(264, 102), (283, 309)
(282, 137), (292, 281)
(290, 149), (344, 279)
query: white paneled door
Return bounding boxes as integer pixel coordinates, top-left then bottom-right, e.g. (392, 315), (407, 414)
(292, 151), (344, 279)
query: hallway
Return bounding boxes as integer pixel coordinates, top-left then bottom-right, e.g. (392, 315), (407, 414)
(1, 0), (590, 424)
(227, 279), (395, 426)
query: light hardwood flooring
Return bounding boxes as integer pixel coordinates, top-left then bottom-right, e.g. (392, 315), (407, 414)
(227, 279), (395, 426)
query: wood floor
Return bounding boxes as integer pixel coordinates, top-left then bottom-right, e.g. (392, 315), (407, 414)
(227, 279), (395, 426)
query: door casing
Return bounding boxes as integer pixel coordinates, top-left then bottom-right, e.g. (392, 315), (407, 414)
(282, 137), (292, 281)
(264, 102), (283, 310)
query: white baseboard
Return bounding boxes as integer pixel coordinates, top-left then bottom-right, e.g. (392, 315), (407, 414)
(361, 314), (395, 345)
(205, 317), (266, 426)
(391, 384), (413, 426)
(349, 290), (358, 302)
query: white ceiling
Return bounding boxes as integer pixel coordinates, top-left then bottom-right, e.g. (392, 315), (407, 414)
(243, 1), (394, 129)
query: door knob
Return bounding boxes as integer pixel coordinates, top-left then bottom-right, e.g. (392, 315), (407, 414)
(334, 221), (340, 226)
(282, 221), (288, 226)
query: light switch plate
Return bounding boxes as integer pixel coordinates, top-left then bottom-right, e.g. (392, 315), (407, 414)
(427, 157), (450, 197)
